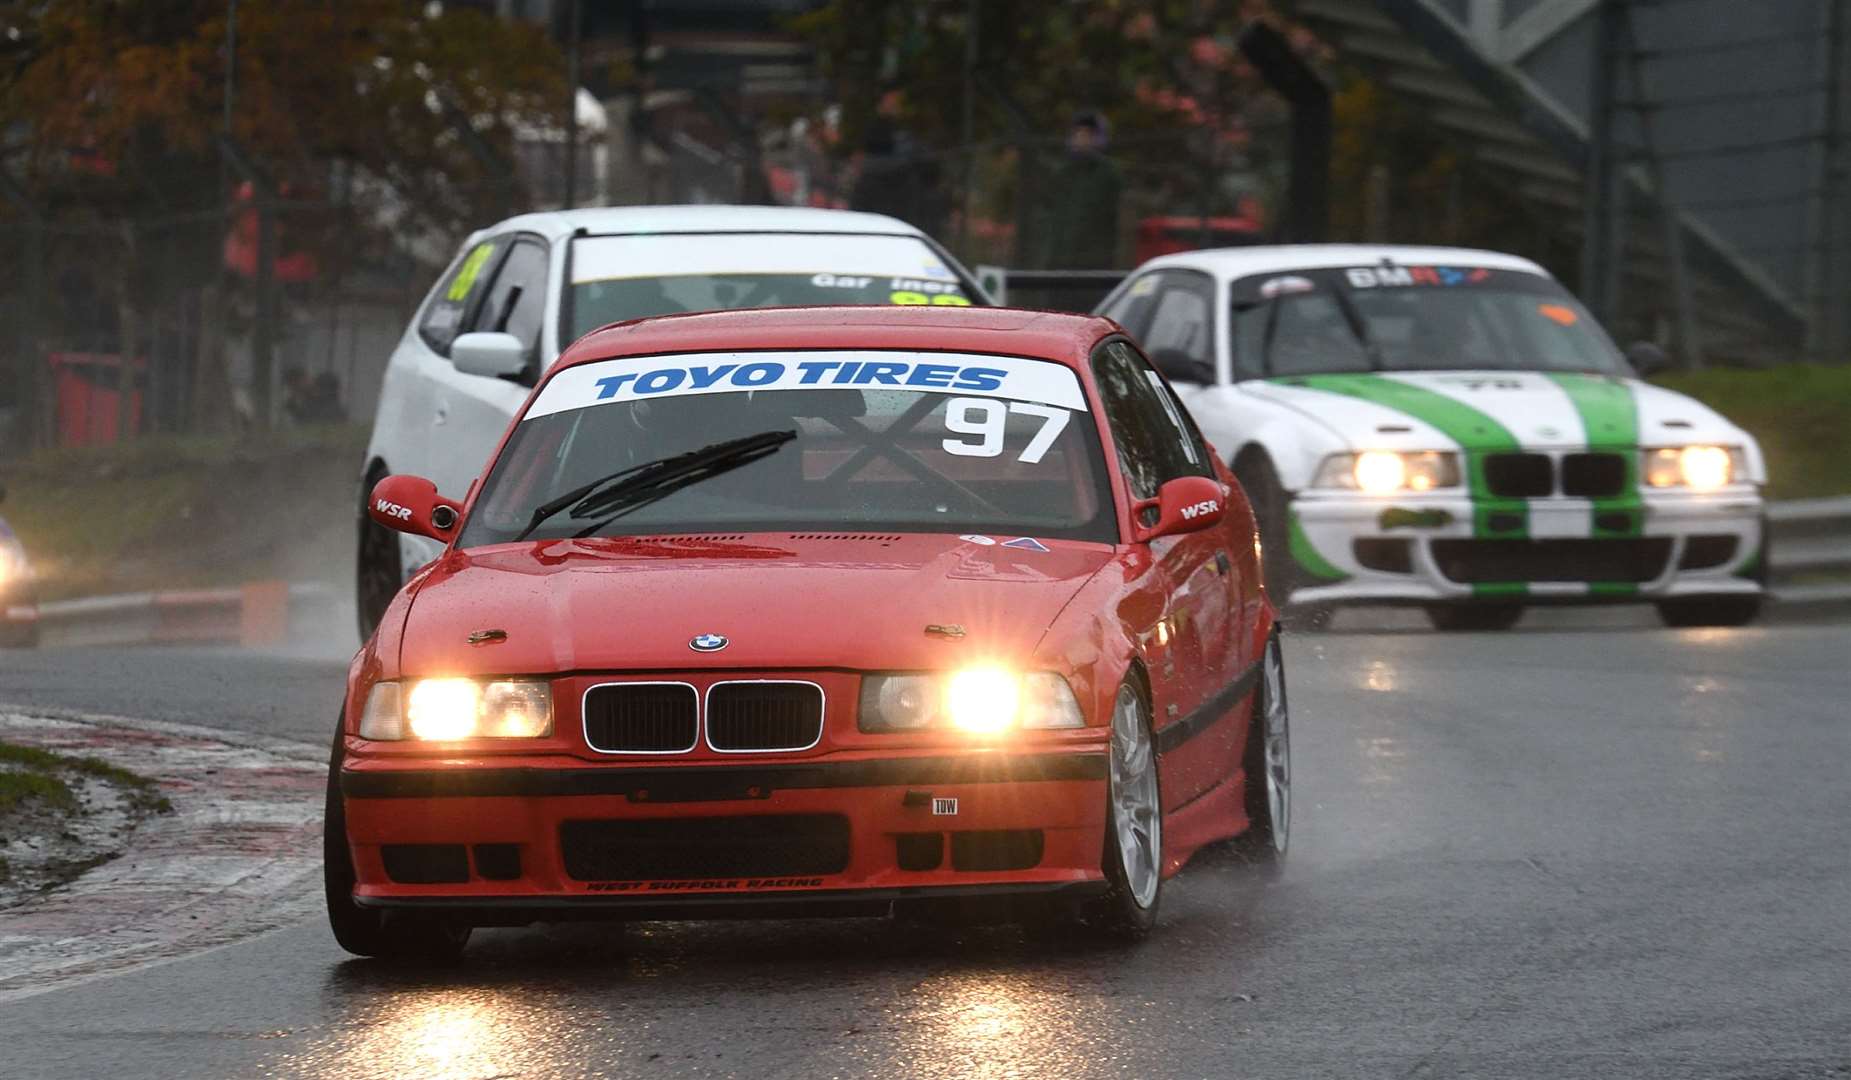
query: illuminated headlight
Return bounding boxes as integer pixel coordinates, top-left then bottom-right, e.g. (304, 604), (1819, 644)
(0, 545), (23, 585)
(858, 670), (1084, 734)
(357, 679), (552, 741)
(1313, 451), (1461, 493)
(1643, 446), (1742, 491)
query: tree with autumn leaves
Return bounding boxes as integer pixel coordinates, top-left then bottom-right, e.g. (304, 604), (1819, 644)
(795, 0), (1547, 273)
(794, 0), (1302, 265)
(0, 1), (567, 444)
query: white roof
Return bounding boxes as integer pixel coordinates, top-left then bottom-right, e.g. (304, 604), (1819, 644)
(1141, 243), (1551, 281)
(474, 205), (926, 244)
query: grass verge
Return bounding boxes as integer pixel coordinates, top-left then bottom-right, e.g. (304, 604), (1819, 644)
(1, 424), (366, 601)
(0, 741), (173, 815)
(0, 739), (173, 892)
(1653, 365), (1851, 500)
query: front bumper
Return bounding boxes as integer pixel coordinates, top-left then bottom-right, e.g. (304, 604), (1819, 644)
(339, 746), (1110, 912)
(1285, 488), (1764, 605)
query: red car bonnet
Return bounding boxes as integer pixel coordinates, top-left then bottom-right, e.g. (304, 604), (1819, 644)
(397, 534), (1114, 677)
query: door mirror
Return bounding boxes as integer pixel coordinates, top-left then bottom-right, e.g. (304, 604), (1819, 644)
(1133, 475), (1226, 542)
(369, 474), (464, 542)
(1150, 347), (1217, 386)
(1626, 341), (1669, 376)
(452, 331), (529, 379)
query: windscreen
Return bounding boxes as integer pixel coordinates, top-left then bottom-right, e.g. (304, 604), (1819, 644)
(460, 350), (1115, 545)
(566, 233), (976, 339)
(1230, 265), (1628, 377)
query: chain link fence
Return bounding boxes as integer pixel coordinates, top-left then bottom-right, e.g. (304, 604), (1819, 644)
(0, 196), (447, 457)
(0, 113), (1300, 457)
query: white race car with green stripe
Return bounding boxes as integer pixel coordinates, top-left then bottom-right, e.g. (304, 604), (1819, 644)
(1096, 245), (1766, 630)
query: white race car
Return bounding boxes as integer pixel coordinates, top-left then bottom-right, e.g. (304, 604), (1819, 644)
(358, 205), (986, 638)
(1095, 245), (1766, 630)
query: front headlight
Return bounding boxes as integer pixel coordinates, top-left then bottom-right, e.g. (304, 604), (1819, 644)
(1643, 445), (1743, 491)
(859, 670), (1084, 734)
(1312, 451), (1461, 493)
(358, 678), (553, 741)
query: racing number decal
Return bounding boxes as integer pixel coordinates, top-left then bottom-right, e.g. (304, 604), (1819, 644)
(890, 291), (973, 306)
(941, 397), (1070, 463)
(446, 242), (497, 302)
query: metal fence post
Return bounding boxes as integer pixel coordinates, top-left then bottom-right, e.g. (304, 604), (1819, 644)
(1581, 0), (1623, 321)
(0, 174), (46, 454)
(253, 194), (274, 428)
(1239, 21), (1330, 244)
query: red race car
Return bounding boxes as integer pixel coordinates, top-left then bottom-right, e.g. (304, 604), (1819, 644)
(328, 305), (1290, 960)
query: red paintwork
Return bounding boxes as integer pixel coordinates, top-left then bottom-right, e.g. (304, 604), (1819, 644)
(1133, 474), (1227, 542)
(344, 305), (1276, 912)
(368, 475), (462, 542)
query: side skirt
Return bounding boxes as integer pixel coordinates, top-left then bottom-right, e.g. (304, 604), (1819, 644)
(1160, 769), (1251, 878)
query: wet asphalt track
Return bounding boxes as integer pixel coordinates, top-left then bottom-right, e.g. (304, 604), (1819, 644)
(2, 612), (1848, 1078)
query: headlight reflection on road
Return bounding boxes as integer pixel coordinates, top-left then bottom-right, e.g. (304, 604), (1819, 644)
(270, 991), (578, 1079)
(892, 975), (1101, 1079)
(1361, 660), (1398, 693)
(1677, 674), (1733, 765)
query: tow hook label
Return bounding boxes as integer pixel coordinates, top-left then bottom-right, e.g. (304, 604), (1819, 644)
(932, 797), (959, 816)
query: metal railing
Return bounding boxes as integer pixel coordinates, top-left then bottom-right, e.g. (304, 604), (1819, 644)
(1769, 496), (1851, 607)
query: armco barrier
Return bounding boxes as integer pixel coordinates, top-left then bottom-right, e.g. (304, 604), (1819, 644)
(13, 500), (1850, 646)
(1769, 496), (1851, 607)
(32, 582), (339, 649)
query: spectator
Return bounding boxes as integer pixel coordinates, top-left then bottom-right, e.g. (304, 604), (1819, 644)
(282, 366), (344, 426)
(849, 116), (949, 238)
(1034, 111), (1124, 270)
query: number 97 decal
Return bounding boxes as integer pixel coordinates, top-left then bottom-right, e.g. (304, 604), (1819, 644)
(941, 397), (1071, 464)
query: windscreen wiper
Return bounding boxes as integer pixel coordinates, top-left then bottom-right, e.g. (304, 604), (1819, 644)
(512, 429), (797, 541)
(1326, 287), (1385, 370)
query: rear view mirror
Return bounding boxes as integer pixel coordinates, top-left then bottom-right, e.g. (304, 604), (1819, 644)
(1133, 475), (1226, 542)
(1151, 347), (1216, 386)
(1626, 341), (1669, 376)
(452, 331), (529, 379)
(369, 474), (464, 543)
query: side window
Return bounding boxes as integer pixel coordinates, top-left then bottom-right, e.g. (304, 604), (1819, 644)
(1141, 272), (1216, 384)
(470, 238), (549, 356)
(1099, 274), (1162, 339)
(419, 238), (503, 355)
(1090, 340), (1212, 501)
(1231, 303), (1268, 379)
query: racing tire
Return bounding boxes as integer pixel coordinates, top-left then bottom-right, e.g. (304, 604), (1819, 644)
(1087, 678), (1164, 940)
(1425, 603), (1524, 632)
(324, 727), (471, 963)
(1234, 454), (1332, 632)
(1233, 633), (1290, 868)
(1655, 595), (1762, 628)
(355, 465), (402, 644)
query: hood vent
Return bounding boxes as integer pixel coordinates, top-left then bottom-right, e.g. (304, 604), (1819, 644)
(787, 533), (903, 542)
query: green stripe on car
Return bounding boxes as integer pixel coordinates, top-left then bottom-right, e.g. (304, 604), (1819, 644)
(1472, 582), (1528, 598)
(1288, 508), (1348, 582)
(1589, 582), (1638, 596)
(1546, 373), (1643, 538)
(1283, 374), (1528, 539)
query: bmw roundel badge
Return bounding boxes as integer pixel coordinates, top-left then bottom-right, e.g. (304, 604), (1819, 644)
(689, 633), (729, 652)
